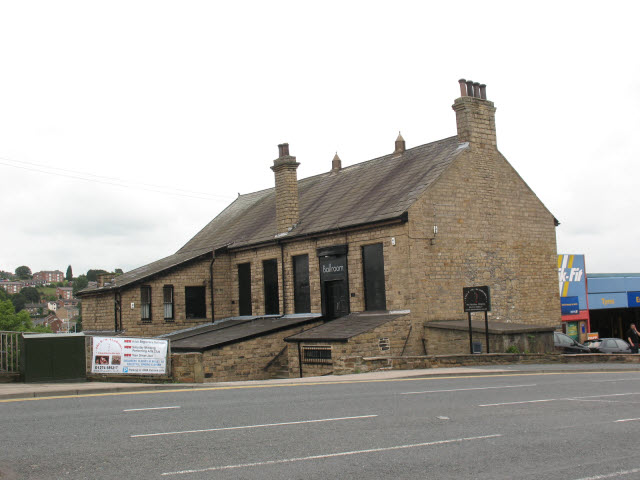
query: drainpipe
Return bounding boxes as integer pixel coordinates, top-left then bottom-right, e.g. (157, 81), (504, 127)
(297, 342), (303, 378)
(280, 242), (286, 315)
(210, 253), (216, 322)
(114, 291), (119, 332)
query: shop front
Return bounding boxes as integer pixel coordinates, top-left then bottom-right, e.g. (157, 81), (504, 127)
(587, 275), (640, 339)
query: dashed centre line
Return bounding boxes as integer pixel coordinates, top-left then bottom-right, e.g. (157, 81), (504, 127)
(124, 406), (181, 412)
(132, 414), (377, 438)
(401, 384), (536, 395)
(570, 467), (640, 479)
(160, 434), (502, 476)
(479, 392), (640, 407)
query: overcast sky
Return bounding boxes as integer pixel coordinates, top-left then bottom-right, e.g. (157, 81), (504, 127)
(1, 1), (638, 277)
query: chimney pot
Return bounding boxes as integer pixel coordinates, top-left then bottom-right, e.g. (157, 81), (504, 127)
(458, 78), (468, 97)
(466, 80), (474, 97)
(473, 82), (480, 98)
(278, 143), (289, 157)
(480, 84), (487, 100)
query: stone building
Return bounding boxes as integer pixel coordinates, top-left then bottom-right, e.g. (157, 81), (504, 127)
(79, 80), (561, 380)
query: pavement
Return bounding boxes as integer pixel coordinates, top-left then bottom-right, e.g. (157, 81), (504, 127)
(3, 362), (640, 401)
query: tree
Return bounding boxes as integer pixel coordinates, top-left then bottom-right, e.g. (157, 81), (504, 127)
(0, 300), (51, 332)
(0, 270), (14, 280)
(66, 265), (73, 281)
(86, 269), (108, 282)
(15, 266), (32, 280)
(10, 293), (27, 313)
(72, 275), (89, 295)
(21, 287), (40, 304)
(114, 268), (123, 275)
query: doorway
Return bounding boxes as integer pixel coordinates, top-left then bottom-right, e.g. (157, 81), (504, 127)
(324, 280), (349, 319)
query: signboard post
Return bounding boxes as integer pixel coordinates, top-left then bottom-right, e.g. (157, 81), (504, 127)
(463, 286), (491, 354)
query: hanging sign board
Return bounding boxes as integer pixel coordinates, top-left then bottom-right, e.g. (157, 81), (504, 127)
(463, 286), (491, 312)
(92, 336), (168, 374)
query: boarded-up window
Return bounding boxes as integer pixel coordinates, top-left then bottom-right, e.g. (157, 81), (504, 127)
(362, 243), (386, 311)
(140, 286), (151, 322)
(238, 263), (252, 316)
(293, 254), (311, 313)
(185, 286), (206, 319)
(163, 285), (174, 320)
(263, 259), (279, 315)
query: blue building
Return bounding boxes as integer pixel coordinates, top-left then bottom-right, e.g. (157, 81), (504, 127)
(587, 274), (640, 339)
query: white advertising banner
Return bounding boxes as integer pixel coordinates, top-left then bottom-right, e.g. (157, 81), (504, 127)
(92, 336), (168, 374)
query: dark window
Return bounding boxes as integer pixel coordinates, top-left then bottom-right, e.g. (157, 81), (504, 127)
(238, 263), (252, 316)
(293, 254), (311, 313)
(263, 259), (279, 315)
(185, 286), (206, 319)
(163, 285), (174, 321)
(140, 286), (151, 322)
(362, 243), (386, 311)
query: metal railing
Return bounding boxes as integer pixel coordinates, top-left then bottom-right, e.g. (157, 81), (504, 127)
(0, 331), (20, 373)
(302, 346), (332, 365)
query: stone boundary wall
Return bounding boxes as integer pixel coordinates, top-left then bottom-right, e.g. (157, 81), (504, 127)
(425, 326), (553, 355)
(346, 353), (640, 373)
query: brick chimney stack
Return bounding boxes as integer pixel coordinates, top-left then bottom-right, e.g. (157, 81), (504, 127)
(271, 143), (300, 234)
(452, 78), (496, 149)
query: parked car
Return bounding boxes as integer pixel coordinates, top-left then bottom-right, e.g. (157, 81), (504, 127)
(586, 338), (631, 354)
(553, 332), (591, 353)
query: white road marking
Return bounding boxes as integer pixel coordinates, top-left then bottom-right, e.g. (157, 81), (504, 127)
(589, 378), (640, 383)
(615, 418), (640, 423)
(123, 406), (181, 412)
(571, 467), (640, 479)
(437, 416), (450, 420)
(160, 434), (502, 476)
(401, 384), (536, 395)
(480, 392), (640, 407)
(571, 399), (623, 404)
(131, 414), (377, 438)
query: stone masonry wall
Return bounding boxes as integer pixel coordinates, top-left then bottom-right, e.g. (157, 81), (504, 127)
(82, 292), (116, 331)
(424, 326), (553, 355)
(82, 258), (213, 337)
(200, 320), (323, 382)
(406, 145), (560, 350)
(287, 315), (412, 377)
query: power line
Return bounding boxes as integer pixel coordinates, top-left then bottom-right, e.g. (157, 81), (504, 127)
(0, 156), (236, 201)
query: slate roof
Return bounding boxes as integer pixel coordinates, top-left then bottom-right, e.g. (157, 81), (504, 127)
(169, 314), (322, 352)
(180, 136), (466, 252)
(285, 311), (410, 342)
(79, 136), (467, 294)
